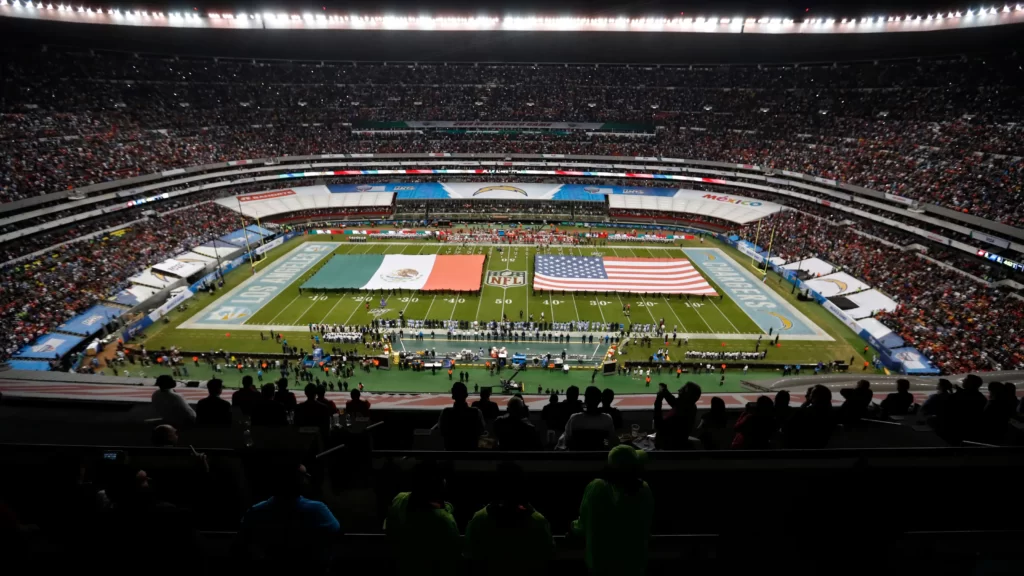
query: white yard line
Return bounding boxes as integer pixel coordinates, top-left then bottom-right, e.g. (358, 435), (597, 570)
(318, 294), (347, 324)
(706, 296), (742, 333)
(266, 294), (302, 325)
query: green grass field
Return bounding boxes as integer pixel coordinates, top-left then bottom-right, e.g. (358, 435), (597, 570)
(242, 241), (762, 334)
(134, 231), (877, 394)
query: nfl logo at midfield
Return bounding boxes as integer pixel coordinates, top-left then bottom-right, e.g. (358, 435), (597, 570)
(486, 270), (527, 288)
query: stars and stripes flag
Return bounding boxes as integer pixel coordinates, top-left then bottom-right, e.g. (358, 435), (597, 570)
(533, 255), (718, 295)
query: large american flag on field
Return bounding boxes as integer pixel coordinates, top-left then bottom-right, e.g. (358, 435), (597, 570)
(533, 255), (718, 295)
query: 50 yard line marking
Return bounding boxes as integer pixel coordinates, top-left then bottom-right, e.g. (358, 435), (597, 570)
(400, 243), (432, 317)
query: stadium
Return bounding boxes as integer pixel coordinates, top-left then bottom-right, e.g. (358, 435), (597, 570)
(0, 1), (1022, 574)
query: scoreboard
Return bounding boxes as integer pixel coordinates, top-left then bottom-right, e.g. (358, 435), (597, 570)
(977, 249), (1024, 273)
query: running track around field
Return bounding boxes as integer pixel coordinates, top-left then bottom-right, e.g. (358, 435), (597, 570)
(0, 379), (945, 411)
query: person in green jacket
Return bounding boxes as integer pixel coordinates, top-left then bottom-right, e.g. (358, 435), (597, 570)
(571, 445), (654, 576)
(465, 461), (554, 575)
(384, 461), (460, 576)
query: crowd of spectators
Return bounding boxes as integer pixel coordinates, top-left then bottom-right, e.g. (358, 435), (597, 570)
(2, 49), (1022, 225)
(736, 211), (1024, 373)
(0, 203), (243, 361)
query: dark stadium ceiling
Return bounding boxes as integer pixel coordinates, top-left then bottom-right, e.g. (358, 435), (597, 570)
(153, 1), (1011, 19)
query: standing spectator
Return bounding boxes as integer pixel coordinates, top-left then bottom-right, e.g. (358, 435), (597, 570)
(232, 375), (261, 415)
(274, 378), (297, 409)
(472, 387), (501, 422)
(195, 379), (231, 428)
(465, 462), (553, 575)
(731, 396), (775, 450)
(784, 385), (836, 449)
(553, 385), (584, 434)
(240, 455), (340, 574)
(294, 384), (333, 430)
(922, 379), (954, 422)
(560, 386), (618, 450)
(599, 388), (623, 430)
(571, 446), (654, 576)
(345, 389), (371, 418)
(773, 390), (794, 430)
(315, 384), (338, 413)
(838, 379), (874, 424)
(880, 379), (915, 418)
(150, 374), (195, 427)
(653, 382), (701, 449)
(494, 396), (542, 450)
(434, 382), (485, 451)
(697, 396), (729, 450)
(385, 461), (460, 576)
(252, 383), (288, 427)
(948, 374), (987, 442)
(541, 392), (561, 446)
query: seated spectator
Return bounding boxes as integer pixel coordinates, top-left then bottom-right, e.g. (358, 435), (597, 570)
(731, 396), (775, 450)
(784, 385), (836, 449)
(151, 424), (178, 447)
(434, 382), (485, 450)
(880, 379), (915, 418)
(472, 387), (501, 422)
(600, 388), (623, 430)
(274, 378), (297, 409)
(98, 466), (198, 576)
(561, 386), (618, 450)
(385, 460), (460, 576)
(195, 379), (232, 428)
(150, 374), (195, 427)
(240, 455), (340, 575)
(979, 381), (1015, 444)
(838, 379), (874, 424)
(465, 462), (554, 575)
(344, 389), (371, 418)
(251, 383), (288, 427)
(571, 446), (654, 576)
(541, 392), (560, 429)
(232, 375), (261, 415)
(294, 383), (333, 430)
(653, 382), (701, 449)
(494, 396), (542, 450)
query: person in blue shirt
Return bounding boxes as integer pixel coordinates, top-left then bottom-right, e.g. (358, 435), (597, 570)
(239, 455), (340, 574)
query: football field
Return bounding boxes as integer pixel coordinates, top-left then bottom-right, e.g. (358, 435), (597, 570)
(179, 239), (831, 338)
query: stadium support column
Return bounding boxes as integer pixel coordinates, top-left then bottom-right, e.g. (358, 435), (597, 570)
(236, 196), (256, 275)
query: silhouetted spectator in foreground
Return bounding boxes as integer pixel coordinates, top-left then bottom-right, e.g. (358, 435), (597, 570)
(696, 396), (728, 450)
(252, 383), (288, 427)
(560, 386), (617, 450)
(922, 379), (954, 426)
(151, 424), (178, 447)
(472, 387), (501, 422)
(465, 462), (553, 575)
(195, 378), (231, 428)
(240, 455), (340, 575)
(316, 384), (338, 413)
(773, 390), (794, 430)
(653, 382), (701, 449)
(571, 446), (653, 576)
(600, 388), (623, 430)
(553, 385), (584, 433)
(838, 379), (873, 424)
(385, 461), (460, 576)
(784, 385), (835, 449)
(151, 374), (195, 427)
(274, 378), (297, 409)
(979, 381), (1015, 444)
(232, 375), (261, 415)
(295, 383), (332, 430)
(732, 396), (775, 450)
(948, 374), (987, 443)
(880, 378), (915, 418)
(494, 396), (542, 450)
(435, 382), (485, 450)
(345, 389), (371, 418)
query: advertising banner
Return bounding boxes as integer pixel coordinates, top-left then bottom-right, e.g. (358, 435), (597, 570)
(57, 303), (125, 336)
(13, 333), (85, 359)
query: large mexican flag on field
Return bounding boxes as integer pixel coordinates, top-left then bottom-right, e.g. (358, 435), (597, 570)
(301, 254), (485, 291)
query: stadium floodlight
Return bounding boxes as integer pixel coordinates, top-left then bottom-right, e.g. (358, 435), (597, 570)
(826, 18), (835, 24)
(720, 17), (730, 23)
(757, 17), (769, 23)
(302, 13), (312, 21)
(1003, 5), (1011, 11)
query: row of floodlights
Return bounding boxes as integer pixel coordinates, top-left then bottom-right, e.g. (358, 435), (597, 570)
(3, 1), (1023, 26)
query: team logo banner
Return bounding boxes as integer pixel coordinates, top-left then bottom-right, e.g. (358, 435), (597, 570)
(486, 270), (527, 288)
